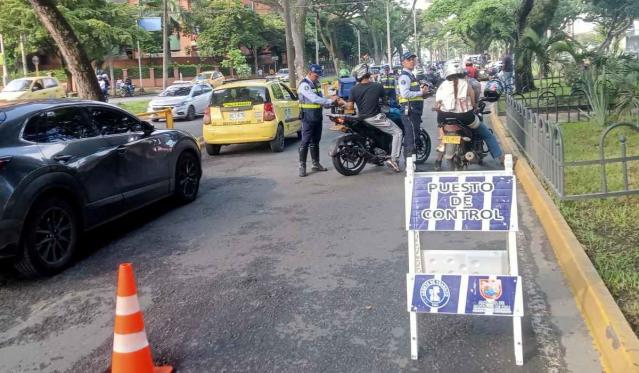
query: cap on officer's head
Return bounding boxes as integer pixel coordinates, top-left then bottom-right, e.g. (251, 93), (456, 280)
(382, 64), (390, 69)
(401, 52), (417, 62)
(309, 64), (323, 76)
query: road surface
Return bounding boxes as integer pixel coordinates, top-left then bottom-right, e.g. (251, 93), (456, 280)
(0, 99), (600, 372)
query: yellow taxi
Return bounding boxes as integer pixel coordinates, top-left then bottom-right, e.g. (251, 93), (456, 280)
(0, 77), (66, 101)
(203, 79), (301, 155)
(193, 70), (225, 88)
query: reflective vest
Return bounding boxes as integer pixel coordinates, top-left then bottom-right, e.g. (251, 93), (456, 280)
(398, 70), (424, 113)
(379, 74), (396, 90)
(298, 78), (323, 122)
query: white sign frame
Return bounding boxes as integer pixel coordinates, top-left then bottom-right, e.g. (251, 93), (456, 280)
(405, 155), (523, 366)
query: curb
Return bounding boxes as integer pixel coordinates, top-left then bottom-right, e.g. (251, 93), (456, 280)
(490, 111), (639, 372)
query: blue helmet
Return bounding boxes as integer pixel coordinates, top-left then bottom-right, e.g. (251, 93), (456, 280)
(382, 64), (390, 70)
(309, 64), (323, 76)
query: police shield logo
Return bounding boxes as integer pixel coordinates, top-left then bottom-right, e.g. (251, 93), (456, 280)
(479, 278), (503, 301)
(419, 278), (451, 308)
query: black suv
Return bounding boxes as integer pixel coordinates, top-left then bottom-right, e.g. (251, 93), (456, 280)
(0, 100), (201, 277)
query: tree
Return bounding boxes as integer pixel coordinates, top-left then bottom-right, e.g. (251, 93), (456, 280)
(582, 0), (639, 53)
(513, 0), (560, 92)
(194, 0), (267, 73)
(424, 0), (518, 53)
(28, 0), (103, 100)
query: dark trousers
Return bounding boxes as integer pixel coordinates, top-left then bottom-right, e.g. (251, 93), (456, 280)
(401, 111), (422, 156)
(300, 119), (323, 147)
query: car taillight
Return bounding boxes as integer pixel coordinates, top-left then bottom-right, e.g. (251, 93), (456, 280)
(263, 102), (276, 121)
(203, 106), (211, 125)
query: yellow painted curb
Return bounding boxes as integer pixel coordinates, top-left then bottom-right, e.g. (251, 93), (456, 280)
(490, 111), (639, 372)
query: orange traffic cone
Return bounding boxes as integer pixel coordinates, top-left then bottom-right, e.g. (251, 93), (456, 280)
(111, 263), (173, 373)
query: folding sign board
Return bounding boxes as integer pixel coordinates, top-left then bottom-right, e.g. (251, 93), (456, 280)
(404, 155), (523, 366)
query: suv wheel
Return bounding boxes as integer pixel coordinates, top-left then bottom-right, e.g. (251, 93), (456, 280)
(15, 197), (79, 277)
(174, 151), (201, 203)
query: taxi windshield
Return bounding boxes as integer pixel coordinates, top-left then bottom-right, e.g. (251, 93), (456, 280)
(211, 86), (268, 107)
(3, 79), (32, 92)
(160, 86), (192, 97)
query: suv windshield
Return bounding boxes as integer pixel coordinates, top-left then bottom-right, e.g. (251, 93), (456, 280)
(277, 69), (288, 74)
(3, 79), (31, 92)
(211, 86), (269, 107)
(160, 86), (192, 97)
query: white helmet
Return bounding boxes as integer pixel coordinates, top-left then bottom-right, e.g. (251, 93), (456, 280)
(444, 63), (464, 79)
(351, 63), (370, 81)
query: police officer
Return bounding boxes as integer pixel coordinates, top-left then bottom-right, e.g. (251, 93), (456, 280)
(379, 64), (397, 107)
(298, 64), (339, 177)
(397, 52), (429, 157)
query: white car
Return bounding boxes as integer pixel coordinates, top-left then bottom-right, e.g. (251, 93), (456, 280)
(147, 82), (213, 121)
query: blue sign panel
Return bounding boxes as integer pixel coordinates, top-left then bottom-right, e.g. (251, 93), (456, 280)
(410, 274), (522, 316)
(409, 174), (517, 231)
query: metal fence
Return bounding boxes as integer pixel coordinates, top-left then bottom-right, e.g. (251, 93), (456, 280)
(504, 94), (639, 200)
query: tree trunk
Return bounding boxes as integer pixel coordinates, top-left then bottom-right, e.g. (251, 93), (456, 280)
(316, 14), (339, 74)
(291, 0), (306, 86)
(282, 0), (296, 85)
(28, 0), (103, 100)
(253, 48), (259, 75)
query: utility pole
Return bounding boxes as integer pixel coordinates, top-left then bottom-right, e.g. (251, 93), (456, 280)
(162, 0), (169, 89)
(0, 34), (8, 86)
(413, 8), (418, 57)
(357, 29), (361, 63)
(20, 34), (27, 77)
(385, 0), (392, 65)
(315, 14), (319, 65)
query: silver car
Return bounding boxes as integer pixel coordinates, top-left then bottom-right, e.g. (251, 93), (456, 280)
(148, 82), (213, 121)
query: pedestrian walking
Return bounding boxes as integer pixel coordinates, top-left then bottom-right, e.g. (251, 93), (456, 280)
(297, 64), (340, 177)
(501, 53), (514, 86)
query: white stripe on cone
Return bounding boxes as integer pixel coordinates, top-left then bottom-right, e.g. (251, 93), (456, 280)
(116, 295), (141, 316)
(113, 330), (150, 353)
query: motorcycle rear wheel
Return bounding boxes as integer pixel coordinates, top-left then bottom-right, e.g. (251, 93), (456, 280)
(415, 130), (431, 164)
(332, 146), (367, 176)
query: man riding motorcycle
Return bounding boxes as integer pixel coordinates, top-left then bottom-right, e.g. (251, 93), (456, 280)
(343, 63), (403, 172)
(433, 64), (504, 170)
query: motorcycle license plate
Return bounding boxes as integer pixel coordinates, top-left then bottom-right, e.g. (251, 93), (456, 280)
(442, 135), (461, 144)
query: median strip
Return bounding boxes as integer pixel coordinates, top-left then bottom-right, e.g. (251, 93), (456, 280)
(490, 111), (639, 372)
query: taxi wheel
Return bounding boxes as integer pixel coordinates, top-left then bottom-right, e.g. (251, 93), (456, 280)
(186, 106), (195, 121)
(269, 124), (285, 153)
(205, 144), (221, 156)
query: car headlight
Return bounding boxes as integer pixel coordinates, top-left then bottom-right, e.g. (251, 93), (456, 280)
(176, 101), (189, 107)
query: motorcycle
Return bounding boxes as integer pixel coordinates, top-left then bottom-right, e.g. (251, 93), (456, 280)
(438, 99), (493, 171)
(119, 83), (135, 97)
(328, 107), (431, 176)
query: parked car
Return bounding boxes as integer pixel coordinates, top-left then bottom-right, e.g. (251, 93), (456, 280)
(275, 68), (289, 82)
(0, 77), (66, 101)
(0, 100), (201, 277)
(147, 82), (213, 121)
(193, 71), (225, 88)
(202, 79), (302, 155)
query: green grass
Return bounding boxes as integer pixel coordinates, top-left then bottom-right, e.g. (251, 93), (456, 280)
(559, 197), (639, 334)
(556, 119), (639, 335)
(116, 100), (150, 115)
(560, 121), (639, 195)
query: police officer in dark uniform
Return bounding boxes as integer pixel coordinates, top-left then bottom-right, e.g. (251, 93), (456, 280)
(397, 52), (429, 157)
(379, 64), (397, 107)
(297, 64), (339, 177)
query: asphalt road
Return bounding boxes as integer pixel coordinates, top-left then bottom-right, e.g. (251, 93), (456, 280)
(0, 100), (600, 372)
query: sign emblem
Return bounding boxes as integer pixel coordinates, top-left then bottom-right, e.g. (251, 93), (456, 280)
(479, 278), (503, 301)
(419, 278), (450, 308)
